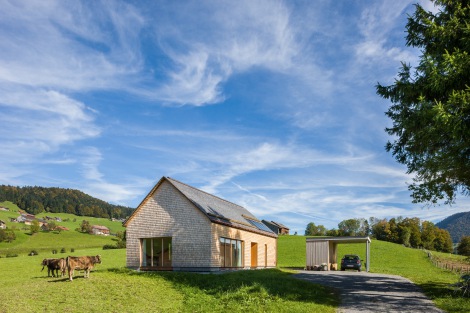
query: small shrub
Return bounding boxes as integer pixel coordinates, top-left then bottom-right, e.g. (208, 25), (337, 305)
(60, 247), (66, 253)
(103, 244), (118, 250)
(6, 253), (18, 258)
(71, 248), (75, 252)
(52, 249), (57, 254)
(29, 250), (38, 256)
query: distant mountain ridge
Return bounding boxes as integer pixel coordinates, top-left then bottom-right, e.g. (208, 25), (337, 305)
(0, 185), (134, 219)
(436, 211), (470, 243)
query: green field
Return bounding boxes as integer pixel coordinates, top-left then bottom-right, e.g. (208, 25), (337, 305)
(0, 249), (338, 312)
(278, 235), (470, 312)
(1, 214), (469, 313)
(0, 201), (124, 256)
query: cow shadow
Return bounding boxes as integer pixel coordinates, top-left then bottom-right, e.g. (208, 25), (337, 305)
(48, 277), (73, 282)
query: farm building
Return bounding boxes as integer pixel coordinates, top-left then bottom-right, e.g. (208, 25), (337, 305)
(124, 177), (277, 271)
(262, 220), (289, 235)
(91, 225), (110, 236)
(306, 236), (371, 272)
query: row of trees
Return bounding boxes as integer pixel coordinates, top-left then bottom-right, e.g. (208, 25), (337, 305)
(0, 185), (134, 219)
(305, 216), (454, 253)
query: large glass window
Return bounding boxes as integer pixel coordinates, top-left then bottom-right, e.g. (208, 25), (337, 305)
(141, 237), (172, 268)
(220, 237), (243, 267)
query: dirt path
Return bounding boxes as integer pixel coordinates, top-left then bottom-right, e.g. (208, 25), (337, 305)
(293, 271), (444, 313)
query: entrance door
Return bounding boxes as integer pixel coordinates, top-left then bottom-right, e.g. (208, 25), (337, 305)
(251, 242), (258, 268)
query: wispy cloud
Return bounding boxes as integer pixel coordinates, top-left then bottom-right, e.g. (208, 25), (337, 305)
(0, 86), (100, 183)
(77, 147), (153, 205)
(0, 1), (144, 91)
(147, 0), (303, 105)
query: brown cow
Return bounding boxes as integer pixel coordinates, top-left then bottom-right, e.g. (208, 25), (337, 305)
(66, 255), (102, 281)
(41, 258), (66, 277)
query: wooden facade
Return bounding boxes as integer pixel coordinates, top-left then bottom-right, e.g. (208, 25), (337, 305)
(124, 177), (277, 272)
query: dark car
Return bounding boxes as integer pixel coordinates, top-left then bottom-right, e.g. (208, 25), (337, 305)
(340, 254), (362, 272)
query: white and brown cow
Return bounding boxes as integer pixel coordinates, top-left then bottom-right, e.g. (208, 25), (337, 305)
(41, 258), (66, 277)
(66, 255), (102, 281)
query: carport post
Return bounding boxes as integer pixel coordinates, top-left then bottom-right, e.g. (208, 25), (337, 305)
(366, 240), (370, 272)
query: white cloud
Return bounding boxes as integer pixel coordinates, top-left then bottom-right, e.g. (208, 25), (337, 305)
(77, 147), (153, 205)
(0, 0), (144, 91)
(0, 88), (99, 145)
(147, 0), (336, 106)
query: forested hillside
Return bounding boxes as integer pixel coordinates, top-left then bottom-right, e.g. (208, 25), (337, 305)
(436, 211), (470, 242)
(0, 185), (134, 219)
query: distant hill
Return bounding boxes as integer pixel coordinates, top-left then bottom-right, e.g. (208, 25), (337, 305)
(436, 211), (470, 243)
(0, 185), (134, 219)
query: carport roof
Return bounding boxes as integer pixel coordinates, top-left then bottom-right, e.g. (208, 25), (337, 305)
(306, 236), (371, 244)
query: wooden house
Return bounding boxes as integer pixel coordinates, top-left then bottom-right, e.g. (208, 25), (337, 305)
(124, 177), (277, 271)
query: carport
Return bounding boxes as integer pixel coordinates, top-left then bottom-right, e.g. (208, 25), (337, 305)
(306, 236), (371, 272)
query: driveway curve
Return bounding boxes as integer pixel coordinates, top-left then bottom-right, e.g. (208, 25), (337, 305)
(293, 271), (444, 313)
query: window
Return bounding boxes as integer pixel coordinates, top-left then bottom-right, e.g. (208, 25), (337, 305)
(220, 237), (243, 267)
(141, 237), (172, 268)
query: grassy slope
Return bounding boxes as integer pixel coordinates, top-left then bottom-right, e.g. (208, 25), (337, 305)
(0, 203), (123, 256)
(278, 235), (470, 313)
(0, 212), (339, 313)
(2, 211), (468, 313)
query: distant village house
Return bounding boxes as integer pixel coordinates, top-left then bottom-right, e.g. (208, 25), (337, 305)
(91, 225), (110, 236)
(16, 214), (47, 227)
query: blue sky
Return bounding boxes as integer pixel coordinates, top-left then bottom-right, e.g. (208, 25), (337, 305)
(0, 0), (467, 234)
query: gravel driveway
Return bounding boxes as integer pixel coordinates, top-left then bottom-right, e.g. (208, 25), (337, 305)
(293, 271), (444, 313)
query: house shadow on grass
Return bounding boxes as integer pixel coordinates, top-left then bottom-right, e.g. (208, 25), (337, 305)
(108, 268), (339, 310)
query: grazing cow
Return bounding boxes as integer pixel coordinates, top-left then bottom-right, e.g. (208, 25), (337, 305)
(41, 258), (66, 277)
(66, 255), (102, 281)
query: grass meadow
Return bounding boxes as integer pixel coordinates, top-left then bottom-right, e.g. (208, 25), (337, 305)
(0, 206), (468, 313)
(0, 248), (338, 313)
(278, 236), (470, 313)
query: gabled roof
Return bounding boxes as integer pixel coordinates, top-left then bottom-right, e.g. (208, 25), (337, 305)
(92, 225), (109, 231)
(124, 177), (276, 238)
(269, 220), (289, 229)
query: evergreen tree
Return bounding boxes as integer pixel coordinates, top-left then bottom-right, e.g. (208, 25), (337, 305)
(376, 0), (470, 205)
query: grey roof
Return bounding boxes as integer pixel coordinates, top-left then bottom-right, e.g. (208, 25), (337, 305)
(269, 220), (289, 229)
(166, 177), (276, 237)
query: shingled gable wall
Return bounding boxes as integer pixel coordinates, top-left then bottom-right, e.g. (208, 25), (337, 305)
(125, 178), (277, 271)
(125, 179), (212, 269)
